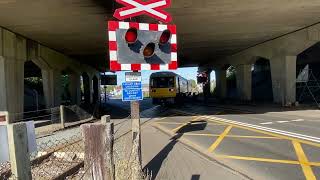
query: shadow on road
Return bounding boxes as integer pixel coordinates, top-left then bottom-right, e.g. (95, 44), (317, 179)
(143, 121), (207, 180)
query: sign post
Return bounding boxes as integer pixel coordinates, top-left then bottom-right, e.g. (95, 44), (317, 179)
(123, 72), (143, 179)
(108, 0), (176, 178)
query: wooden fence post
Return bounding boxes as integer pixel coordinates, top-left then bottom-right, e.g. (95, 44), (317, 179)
(7, 122), (32, 180)
(60, 105), (65, 129)
(81, 124), (109, 180)
(106, 122), (115, 180)
(101, 115), (111, 124)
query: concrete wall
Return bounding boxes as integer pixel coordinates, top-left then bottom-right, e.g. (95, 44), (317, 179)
(0, 28), (100, 123)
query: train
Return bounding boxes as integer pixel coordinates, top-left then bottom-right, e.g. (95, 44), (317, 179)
(149, 71), (192, 104)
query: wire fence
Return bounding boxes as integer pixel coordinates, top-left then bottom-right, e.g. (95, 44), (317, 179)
(30, 131), (84, 179)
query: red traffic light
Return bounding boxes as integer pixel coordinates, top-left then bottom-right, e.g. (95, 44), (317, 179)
(143, 43), (155, 58)
(125, 28), (138, 44)
(159, 30), (171, 45)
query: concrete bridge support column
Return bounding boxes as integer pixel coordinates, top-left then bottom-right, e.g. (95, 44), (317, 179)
(0, 30), (26, 123)
(89, 74), (93, 104)
(69, 73), (81, 105)
(0, 57), (24, 122)
(42, 70), (62, 108)
(270, 55), (296, 105)
(215, 69), (227, 99)
(236, 64), (252, 101)
(203, 69), (212, 100)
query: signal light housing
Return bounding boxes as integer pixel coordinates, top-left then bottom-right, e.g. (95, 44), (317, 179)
(159, 30), (171, 45)
(125, 27), (138, 44)
(143, 43), (155, 58)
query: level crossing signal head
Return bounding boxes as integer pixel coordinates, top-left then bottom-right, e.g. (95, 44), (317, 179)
(108, 21), (178, 71)
(159, 30), (171, 45)
(125, 27), (138, 44)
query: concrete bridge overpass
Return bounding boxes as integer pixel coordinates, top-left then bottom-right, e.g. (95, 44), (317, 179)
(1, 1), (320, 121)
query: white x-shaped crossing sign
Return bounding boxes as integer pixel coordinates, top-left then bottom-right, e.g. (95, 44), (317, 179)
(113, 0), (172, 23)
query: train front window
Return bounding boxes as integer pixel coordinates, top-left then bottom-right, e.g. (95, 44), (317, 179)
(151, 77), (174, 88)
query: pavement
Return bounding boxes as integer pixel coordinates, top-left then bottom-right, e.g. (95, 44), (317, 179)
(152, 104), (320, 180)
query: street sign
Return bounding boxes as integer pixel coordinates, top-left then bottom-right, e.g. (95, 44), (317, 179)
(101, 75), (117, 85)
(126, 72), (142, 82)
(113, 0), (172, 23)
(122, 82), (143, 101)
(108, 21), (177, 71)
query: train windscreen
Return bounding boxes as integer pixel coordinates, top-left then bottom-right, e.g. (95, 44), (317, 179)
(151, 77), (174, 88)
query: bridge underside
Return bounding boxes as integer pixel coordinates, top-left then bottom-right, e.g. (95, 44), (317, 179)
(0, 1), (320, 69)
(1, 1), (320, 117)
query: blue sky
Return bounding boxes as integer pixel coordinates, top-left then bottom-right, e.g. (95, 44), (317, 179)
(104, 67), (204, 85)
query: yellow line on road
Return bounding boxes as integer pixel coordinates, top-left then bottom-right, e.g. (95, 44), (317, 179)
(172, 116), (203, 133)
(292, 141), (317, 180)
(208, 125), (232, 152)
(310, 162), (320, 166)
(157, 122), (185, 125)
(215, 154), (300, 165)
(184, 133), (282, 139)
(205, 118), (320, 148)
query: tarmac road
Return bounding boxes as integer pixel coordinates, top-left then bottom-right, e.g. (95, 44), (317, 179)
(153, 104), (320, 180)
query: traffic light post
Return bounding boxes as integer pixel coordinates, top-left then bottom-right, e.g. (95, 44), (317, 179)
(108, 1), (176, 178)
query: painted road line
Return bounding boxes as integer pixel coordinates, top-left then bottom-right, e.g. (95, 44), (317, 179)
(277, 121), (289, 123)
(207, 125), (232, 152)
(172, 116), (202, 133)
(310, 162), (320, 166)
(157, 122), (185, 125)
(215, 155), (300, 165)
(292, 119), (304, 122)
(292, 141), (317, 180)
(206, 116), (320, 143)
(260, 122), (273, 125)
(172, 110), (320, 145)
(184, 133), (282, 139)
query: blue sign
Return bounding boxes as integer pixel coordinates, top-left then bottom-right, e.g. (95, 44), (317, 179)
(122, 82), (142, 89)
(122, 82), (143, 101)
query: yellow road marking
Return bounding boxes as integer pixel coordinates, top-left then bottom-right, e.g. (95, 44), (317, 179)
(215, 155), (300, 165)
(172, 116), (202, 133)
(208, 125), (232, 152)
(205, 118), (320, 148)
(157, 121), (225, 126)
(310, 162), (320, 166)
(292, 141), (317, 180)
(157, 122), (186, 125)
(174, 112), (320, 148)
(184, 133), (282, 139)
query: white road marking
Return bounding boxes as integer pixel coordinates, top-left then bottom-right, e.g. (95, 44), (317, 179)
(292, 119), (304, 122)
(205, 116), (320, 143)
(277, 121), (289, 123)
(260, 122), (273, 125)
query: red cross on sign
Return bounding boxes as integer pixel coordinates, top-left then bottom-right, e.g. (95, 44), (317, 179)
(113, 0), (172, 23)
